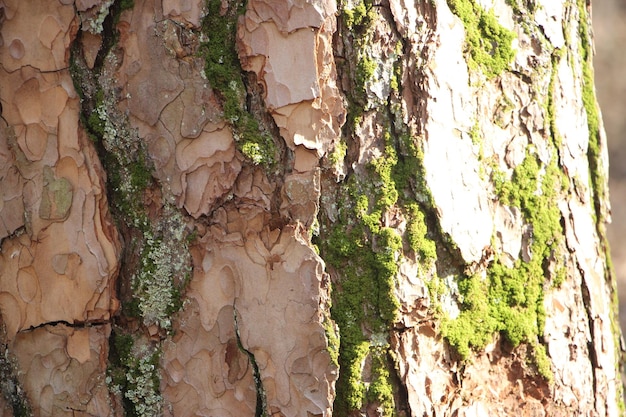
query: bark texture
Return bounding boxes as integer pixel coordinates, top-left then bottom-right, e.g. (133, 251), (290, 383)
(0, 0), (622, 416)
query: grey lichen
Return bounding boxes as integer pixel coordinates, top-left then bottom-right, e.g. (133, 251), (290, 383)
(107, 333), (162, 417)
(39, 166), (73, 221)
(133, 206), (192, 330)
(83, 0), (115, 34)
(123, 348), (163, 417)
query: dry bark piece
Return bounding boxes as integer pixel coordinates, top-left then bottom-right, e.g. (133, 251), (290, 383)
(116, 0), (242, 218)
(162, 217), (336, 417)
(238, 0), (345, 159)
(12, 324), (113, 417)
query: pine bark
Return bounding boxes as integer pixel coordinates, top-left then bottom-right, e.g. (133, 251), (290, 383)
(0, 0), (622, 416)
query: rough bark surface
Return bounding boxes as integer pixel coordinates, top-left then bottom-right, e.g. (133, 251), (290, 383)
(0, 0), (622, 416)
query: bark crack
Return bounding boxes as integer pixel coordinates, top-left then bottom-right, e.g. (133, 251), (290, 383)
(233, 305), (268, 417)
(577, 260), (600, 407)
(21, 318), (111, 333)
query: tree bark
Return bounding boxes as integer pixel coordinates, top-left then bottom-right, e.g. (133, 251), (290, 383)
(0, 0), (622, 416)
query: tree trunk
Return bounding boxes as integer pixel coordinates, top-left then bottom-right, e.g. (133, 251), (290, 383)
(0, 0), (622, 416)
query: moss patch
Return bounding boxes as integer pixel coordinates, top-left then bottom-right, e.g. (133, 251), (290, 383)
(442, 152), (562, 382)
(576, 0), (624, 408)
(366, 347), (395, 417)
(323, 6), (442, 414)
(446, 0), (515, 78)
(320, 128), (437, 414)
(200, 0), (277, 167)
(342, 0), (376, 33)
(576, 0), (607, 230)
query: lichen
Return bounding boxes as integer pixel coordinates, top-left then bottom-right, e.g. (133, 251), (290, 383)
(85, 0), (115, 34)
(132, 208), (192, 330)
(107, 333), (162, 417)
(446, 0), (516, 78)
(71, 24), (196, 413)
(39, 166), (73, 221)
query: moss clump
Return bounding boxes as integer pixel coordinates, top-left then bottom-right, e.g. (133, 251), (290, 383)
(441, 274), (500, 359)
(366, 347), (395, 417)
(323, 317), (340, 368)
(329, 140), (347, 167)
(406, 203), (437, 263)
(576, 0), (606, 226)
(442, 152), (561, 382)
(342, 0), (375, 32)
(446, 0), (515, 78)
(200, 0), (277, 167)
(531, 342), (553, 382)
(339, 0), (378, 124)
(356, 56), (377, 100)
(325, 217), (401, 413)
(321, 130), (436, 415)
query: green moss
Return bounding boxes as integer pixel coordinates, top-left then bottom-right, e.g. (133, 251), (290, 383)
(494, 94), (514, 128)
(200, 0), (277, 167)
(441, 275), (500, 359)
(342, 0), (375, 31)
(324, 7), (444, 412)
(119, 0), (134, 11)
(576, 2), (624, 408)
(531, 342), (553, 383)
(356, 56), (377, 98)
(551, 264), (566, 288)
(366, 347), (395, 417)
(447, 0), (515, 78)
(321, 129), (437, 414)
(576, 0), (606, 227)
(340, 0), (378, 123)
(406, 203), (437, 263)
(443, 153), (561, 379)
(469, 120), (481, 146)
(329, 140), (347, 166)
(323, 317), (340, 368)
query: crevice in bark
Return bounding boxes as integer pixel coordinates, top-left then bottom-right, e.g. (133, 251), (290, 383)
(579, 263), (600, 401)
(0, 321), (32, 417)
(233, 306), (268, 417)
(21, 319), (111, 333)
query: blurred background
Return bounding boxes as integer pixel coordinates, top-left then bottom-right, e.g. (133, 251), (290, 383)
(593, 2), (626, 336)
